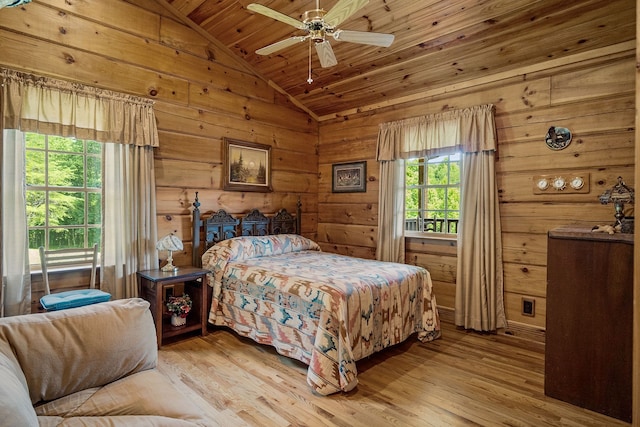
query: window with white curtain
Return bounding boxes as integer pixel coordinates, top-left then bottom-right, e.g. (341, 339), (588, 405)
(405, 152), (461, 234)
(24, 132), (102, 267)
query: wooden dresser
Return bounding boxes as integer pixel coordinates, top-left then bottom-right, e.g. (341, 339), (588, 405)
(545, 225), (633, 422)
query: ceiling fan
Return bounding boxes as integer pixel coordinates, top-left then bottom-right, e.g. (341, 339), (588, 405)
(247, 0), (395, 83)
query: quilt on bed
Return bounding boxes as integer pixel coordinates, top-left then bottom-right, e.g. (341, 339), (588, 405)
(202, 234), (441, 395)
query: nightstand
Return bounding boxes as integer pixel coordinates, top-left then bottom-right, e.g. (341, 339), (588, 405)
(137, 267), (209, 347)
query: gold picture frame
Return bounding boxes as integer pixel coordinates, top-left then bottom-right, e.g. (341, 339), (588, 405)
(223, 138), (272, 192)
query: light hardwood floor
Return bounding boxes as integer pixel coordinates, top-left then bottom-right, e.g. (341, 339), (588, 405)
(157, 321), (629, 427)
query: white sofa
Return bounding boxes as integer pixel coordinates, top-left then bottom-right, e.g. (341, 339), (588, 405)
(0, 298), (209, 426)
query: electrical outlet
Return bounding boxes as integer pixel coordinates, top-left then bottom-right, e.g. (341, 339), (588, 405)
(522, 297), (535, 317)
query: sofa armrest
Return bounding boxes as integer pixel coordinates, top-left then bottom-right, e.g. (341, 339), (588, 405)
(0, 298), (157, 404)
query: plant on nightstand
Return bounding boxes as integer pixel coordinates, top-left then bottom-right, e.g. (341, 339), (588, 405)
(166, 294), (192, 327)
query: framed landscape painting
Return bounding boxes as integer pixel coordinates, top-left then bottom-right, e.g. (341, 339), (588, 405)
(332, 161), (367, 193)
(223, 138), (272, 192)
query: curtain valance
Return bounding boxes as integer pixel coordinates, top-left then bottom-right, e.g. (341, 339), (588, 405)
(376, 104), (496, 160)
(1, 69), (158, 147)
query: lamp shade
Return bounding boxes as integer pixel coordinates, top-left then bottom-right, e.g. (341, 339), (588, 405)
(156, 234), (183, 252)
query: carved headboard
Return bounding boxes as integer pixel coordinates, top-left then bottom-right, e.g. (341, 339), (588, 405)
(191, 192), (301, 267)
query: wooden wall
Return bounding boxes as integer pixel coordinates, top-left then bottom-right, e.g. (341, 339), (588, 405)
(0, 0), (635, 341)
(317, 45), (636, 338)
(0, 0), (318, 311)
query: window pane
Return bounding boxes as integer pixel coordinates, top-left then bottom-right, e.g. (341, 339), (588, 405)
(88, 193), (101, 225)
(88, 227), (101, 248)
(447, 187), (460, 211)
(28, 229), (45, 250)
(405, 188), (420, 211)
(426, 188), (445, 210)
(26, 150), (45, 186)
(26, 191), (46, 227)
(87, 156), (102, 188)
(48, 153), (84, 187)
(450, 161), (460, 185)
(49, 228), (84, 250)
(49, 135), (83, 153)
(86, 140), (102, 154)
(25, 132), (45, 149)
(427, 161), (449, 185)
(49, 191), (84, 225)
(405, 162), (420, 186)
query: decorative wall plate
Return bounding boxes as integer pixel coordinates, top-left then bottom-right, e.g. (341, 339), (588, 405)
(545, 126), (572, 150)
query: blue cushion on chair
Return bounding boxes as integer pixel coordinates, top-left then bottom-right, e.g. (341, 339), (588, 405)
(40, 289), (112, 311)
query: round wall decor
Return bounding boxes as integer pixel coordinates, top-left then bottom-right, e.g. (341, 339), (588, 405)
(545, 126), (572, 150)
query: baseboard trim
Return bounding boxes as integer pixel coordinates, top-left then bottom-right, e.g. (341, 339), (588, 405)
(438, 307), (546, 345)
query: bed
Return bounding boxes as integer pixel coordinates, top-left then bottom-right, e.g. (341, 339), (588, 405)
(191, 193), (441, 395)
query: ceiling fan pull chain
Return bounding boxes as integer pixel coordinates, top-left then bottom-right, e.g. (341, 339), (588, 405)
(307, 39), (313, 84)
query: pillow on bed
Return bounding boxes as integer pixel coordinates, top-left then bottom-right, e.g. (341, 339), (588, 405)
(202, 234), (320, 281)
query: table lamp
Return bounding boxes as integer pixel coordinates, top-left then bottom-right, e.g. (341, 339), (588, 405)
(156, 233), (183, 272)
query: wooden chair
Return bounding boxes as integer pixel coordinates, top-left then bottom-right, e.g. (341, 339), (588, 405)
(39, 244), (111, 311)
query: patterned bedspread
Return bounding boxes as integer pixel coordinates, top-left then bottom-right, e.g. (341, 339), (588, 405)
(202, 234), (440, 395)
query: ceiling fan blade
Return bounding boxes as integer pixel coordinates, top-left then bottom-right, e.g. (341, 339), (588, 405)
(247, 4), (305, 29)
(333, 30), (394, 47)
(315, 41), (338, 68)
(323, 0), (369, 28)
(256, 36), (307, 55)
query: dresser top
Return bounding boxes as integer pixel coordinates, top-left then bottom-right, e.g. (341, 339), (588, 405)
(548, 225), (633, 244)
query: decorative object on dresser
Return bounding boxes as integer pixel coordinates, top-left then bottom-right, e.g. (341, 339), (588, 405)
(191, 194), (441, 396)
(137, 267), (208, 347)
(598, 175), (634, 233)
(223, 138), (272, 192)
(331, 161), (367, 193)
(545, 226), (633, 422)
(156, 233), (183, 272)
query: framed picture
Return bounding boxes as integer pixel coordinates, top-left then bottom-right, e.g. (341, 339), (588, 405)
(332, 161), (367, 193)
(223, 138), (272, 192)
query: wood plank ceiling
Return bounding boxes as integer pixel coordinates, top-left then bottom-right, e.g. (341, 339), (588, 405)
(159, 0), (635, 120)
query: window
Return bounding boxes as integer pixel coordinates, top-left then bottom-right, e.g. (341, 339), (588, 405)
(405, 153), (461, 234)
(25, 132), (102, 266)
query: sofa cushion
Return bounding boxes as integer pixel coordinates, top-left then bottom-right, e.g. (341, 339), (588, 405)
(0, 298), (157, 404)
(35, 369), (207, 425)
(0, 340), (38, 426)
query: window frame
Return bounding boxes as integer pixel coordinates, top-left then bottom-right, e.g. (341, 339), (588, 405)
(405, 152), (461, 239)
(25, 132), (103, 269)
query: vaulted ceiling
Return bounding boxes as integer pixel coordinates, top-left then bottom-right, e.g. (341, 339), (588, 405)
(157, 0), (635, 120)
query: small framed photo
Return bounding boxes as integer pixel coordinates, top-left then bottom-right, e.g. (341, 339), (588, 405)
(223, 138), (272, 192)
(332, 161), (367, 193)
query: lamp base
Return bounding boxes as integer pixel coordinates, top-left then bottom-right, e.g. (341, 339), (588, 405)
(161, 262), (179, 272)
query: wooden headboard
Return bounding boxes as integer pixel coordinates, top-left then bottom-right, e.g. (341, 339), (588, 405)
(191, 192), (301, 267)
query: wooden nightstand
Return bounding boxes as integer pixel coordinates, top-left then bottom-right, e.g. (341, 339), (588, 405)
(137, 267), (209, 347)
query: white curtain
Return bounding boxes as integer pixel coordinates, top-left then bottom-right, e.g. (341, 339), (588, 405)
(1, 68), (159, 314)
(1, 129), (31, 316)
(103, 143), (158, 299)
(376, 104), (506, 331)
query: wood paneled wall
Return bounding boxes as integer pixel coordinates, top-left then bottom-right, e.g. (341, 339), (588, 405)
(0, 0), (635, 343)
(0, 0), (318, 311)
(317, 46), (635, 337)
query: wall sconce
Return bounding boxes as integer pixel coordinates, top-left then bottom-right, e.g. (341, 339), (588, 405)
(156, 233), (183, 272)
(599, 176), (634, 232)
